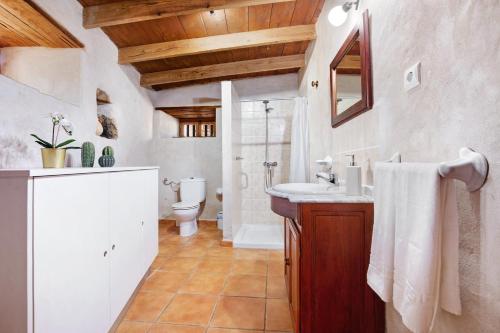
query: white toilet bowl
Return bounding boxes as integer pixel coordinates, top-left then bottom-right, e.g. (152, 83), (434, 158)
(172, 201), (200, 237)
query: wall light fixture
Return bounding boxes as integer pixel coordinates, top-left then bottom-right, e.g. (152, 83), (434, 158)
(328, 1), (360, 27)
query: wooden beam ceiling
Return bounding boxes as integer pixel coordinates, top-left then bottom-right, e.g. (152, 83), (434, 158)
(83, 0), (296, 29)
(141, 54), (304, 87)
(0, 0), (82, 48)
(78, 0), (325, 90)
(156, 106), (218, 121)
(119, 24), (316, 64)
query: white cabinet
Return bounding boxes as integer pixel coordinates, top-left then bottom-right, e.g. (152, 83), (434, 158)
(140, 170), (159, 272)
(33, 174), (111, 333)
(0, 167), (159, 333)
(109, 171), (148, 321)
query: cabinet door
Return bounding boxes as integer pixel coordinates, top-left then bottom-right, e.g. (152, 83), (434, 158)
(284, 218), (291, 301)
(138, 169), (159, 272)
(301, 204), (379, 333)
(109, 171), (144, 322)
(289, 219), (301, 333)
(33, 174), (110, 333)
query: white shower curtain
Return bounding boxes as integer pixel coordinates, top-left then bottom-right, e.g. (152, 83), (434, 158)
(289, 96), (310, 183)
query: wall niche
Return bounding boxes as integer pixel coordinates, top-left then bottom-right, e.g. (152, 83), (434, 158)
(96, 88), (118, 139)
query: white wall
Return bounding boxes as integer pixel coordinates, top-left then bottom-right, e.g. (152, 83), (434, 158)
(0, 0), (155, 170)
(151, 73), (299, 222)
(300, 1), (500, 332)
(0, 47), (82, 106)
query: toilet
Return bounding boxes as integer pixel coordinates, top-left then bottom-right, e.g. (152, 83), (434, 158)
(172, 177), (206, 237)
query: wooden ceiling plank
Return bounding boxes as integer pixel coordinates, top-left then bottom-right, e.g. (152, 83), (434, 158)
(0, 0), (82, 48)
(283, 0), (321, 55)
(225, 7), (249, 61)
(141, 54), (305, 86)
(266, 2), (295, 57)
(200, 9), (233, 63)
(248, 4), (272, 59)
(178, 13), (220, 66)
(83, 0), (296, 29)
(119, 24), (315, 64)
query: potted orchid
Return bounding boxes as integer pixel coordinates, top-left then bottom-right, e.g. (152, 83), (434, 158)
(31, 113), (79, 168)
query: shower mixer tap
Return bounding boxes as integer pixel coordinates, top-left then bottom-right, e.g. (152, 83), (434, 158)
(263, 161), (278, 167)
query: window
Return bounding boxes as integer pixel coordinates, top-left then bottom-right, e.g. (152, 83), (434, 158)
(180, 121), (216, 138)
(200, 122), (215, 137)
(182, 123), (197, 137)
(157, 106), (218, 139)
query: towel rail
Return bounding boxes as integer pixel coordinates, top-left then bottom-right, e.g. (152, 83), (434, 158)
(385, 148), (489, 192)
(385, 152), (402, 163)
(438, 147), (489, 192)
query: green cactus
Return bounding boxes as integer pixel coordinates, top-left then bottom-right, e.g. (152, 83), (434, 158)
(98, 155), (115, 167)
(81, 142), (95, 167)
(102, 146), (114, 156)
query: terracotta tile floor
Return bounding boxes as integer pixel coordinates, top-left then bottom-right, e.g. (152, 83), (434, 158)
(116, 220), (292, 333)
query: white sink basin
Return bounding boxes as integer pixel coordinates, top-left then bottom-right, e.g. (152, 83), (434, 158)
(272, 183), (340, 195)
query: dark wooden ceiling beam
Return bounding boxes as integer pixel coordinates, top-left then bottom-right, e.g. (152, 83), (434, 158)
(156, 106), (218, 121)
(83, 0), (296, 29)
(0, 0), (82, 48)
(119, 24), (315, 64)
(142, 54), (305, 87)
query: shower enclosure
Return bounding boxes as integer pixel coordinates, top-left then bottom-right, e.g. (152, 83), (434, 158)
(263, 100), (278, 190)
(222, 81), (294, 249)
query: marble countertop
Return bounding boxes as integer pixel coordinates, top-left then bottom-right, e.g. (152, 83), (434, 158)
(266, 186), (374, 204)
(0, 166), (159, 178)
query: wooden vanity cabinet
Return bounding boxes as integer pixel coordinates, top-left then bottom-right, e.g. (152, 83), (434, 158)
(274, 197), (384, 333)
(285, 218), (301, 331)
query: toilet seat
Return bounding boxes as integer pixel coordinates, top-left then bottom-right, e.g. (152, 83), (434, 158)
(172, 201), (199, 210)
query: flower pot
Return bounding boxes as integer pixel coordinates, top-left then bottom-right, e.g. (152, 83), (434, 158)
(41, 148), (66, 168)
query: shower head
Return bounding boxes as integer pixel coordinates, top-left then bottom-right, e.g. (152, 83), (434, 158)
(262, 100), (273, 113)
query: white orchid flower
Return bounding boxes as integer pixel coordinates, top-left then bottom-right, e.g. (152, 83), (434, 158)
(50, 112), (63, 125)
(60, 118), (74, 136)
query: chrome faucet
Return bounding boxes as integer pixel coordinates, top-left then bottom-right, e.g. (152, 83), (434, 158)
(316, 171), (337, 184)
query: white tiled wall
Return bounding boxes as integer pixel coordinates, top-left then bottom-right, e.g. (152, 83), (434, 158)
(240, 99), (294, 226)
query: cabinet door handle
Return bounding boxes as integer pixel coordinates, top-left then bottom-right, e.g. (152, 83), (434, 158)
(103, 251), (108, 257)
(112, 244), (116, 250)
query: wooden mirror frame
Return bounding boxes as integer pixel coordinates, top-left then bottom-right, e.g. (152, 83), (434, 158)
(330, 10), (373, 128)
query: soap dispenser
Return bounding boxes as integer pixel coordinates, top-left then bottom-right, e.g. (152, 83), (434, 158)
(345, 154), (362, 196)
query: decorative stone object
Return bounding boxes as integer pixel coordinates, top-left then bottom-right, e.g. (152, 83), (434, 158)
(95, 119), (103, 136)
(97, 114), (118, 139)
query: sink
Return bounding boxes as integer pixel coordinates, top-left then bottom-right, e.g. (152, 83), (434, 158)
(272, 183), (340, 195)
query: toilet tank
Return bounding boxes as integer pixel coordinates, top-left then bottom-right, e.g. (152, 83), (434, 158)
(180, 177), (206, 203)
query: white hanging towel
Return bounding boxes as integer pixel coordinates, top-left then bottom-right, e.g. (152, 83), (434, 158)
(368, 163), (461, 333)
(289, 97), (310, 183)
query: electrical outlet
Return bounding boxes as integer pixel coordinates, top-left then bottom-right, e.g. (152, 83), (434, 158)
(404, 62), (421, 91)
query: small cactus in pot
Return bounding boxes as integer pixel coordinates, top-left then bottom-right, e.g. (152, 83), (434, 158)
(81, 142), (95, 167)
(98, 145), (115, 167)
(102, 146), (114, 156)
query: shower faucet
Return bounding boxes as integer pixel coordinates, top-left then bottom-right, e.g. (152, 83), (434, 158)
(263, 161), (278, 167)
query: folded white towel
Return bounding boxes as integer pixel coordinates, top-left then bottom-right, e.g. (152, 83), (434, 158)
(368, 163), (461, 333)
(367, 163), (398, 302)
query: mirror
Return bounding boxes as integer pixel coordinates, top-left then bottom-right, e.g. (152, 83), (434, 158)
(330, 10), (373, 127)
